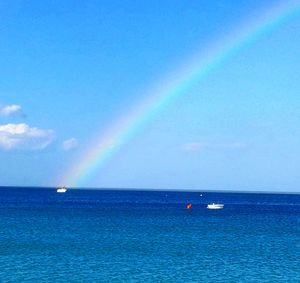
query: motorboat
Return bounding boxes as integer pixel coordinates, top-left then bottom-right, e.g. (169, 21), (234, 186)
(207, 203), (224, 209)
(56, 186), (67, 193)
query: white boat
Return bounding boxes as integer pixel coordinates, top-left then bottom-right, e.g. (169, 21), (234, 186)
(207, 203), (224, 209)
(56, 186), (67, 193)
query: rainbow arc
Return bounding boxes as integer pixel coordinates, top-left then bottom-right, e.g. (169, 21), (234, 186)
(62, 1), (300, 188)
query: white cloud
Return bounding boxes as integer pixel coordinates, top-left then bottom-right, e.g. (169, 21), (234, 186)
(182, 142), (205, 152)
(182, 142), (246, 152)
(0, 104), (22, 116)
(0, 123), (55, 151)
(62, 138), (78, 151)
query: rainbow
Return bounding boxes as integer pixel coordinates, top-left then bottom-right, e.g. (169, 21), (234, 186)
(62, 1), (300, 188)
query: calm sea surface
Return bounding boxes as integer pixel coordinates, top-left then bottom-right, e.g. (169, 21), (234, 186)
(0, 187), (300, 282)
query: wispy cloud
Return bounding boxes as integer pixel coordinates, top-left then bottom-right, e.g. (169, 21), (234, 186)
(0, 104), (22, 117)
(62, 138), (78, 151)
(0, 123), (55, 151)
(181, 142), (246, 152)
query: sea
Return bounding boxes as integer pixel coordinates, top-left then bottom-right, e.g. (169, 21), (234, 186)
(0, 187), (300, 282)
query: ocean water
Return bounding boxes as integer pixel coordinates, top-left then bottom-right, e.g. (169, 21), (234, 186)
(0, 188), (300, 282)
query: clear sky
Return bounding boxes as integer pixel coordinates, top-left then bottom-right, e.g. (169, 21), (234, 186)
(1, 0), (300, 191)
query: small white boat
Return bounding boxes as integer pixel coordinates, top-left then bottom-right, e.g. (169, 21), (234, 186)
(207, 203), (224, 209)
(56, 186), (67, 193)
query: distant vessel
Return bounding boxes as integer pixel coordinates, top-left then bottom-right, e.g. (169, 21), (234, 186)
(207, 203), (224, 209)
(56, 186), (67, 193)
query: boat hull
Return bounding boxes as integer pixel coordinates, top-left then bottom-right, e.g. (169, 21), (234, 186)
(207, 204), (224, 209)
(56, 187), (67, 193)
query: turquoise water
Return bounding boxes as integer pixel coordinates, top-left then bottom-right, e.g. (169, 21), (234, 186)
(0, 188), (300, 282)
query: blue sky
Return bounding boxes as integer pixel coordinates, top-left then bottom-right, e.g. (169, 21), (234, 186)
(1, 0), (300, 191)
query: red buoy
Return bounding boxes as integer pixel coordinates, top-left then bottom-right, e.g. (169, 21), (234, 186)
(186, 203), (192, 209)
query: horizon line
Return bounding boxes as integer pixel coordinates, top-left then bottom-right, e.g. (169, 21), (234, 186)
(1, 185), (300, 195)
